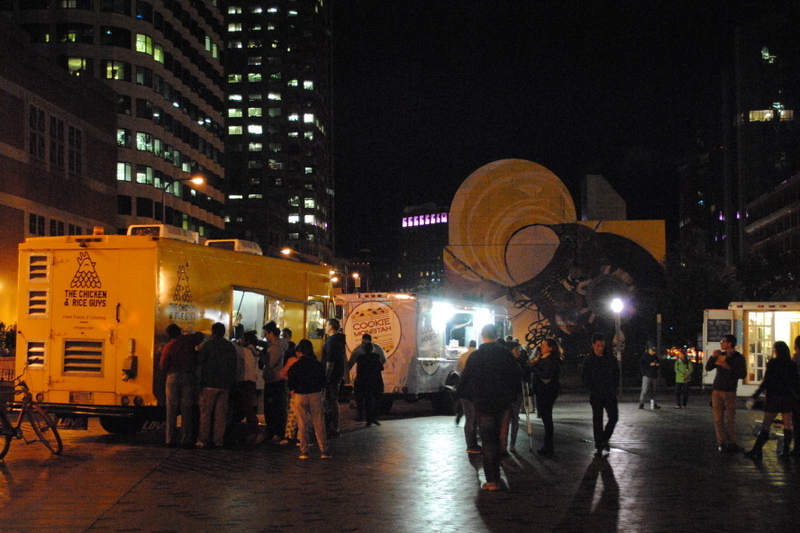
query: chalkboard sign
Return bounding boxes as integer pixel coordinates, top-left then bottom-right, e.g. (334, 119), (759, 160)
(707, 319), (732, 343)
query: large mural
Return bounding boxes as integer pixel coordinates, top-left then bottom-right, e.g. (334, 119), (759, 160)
(443, 159), (665, 358)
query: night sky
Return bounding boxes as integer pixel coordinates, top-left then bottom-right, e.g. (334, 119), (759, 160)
(331, 1), (740, 257)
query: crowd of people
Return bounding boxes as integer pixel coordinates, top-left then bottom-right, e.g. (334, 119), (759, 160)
(456, 327), (800, 491)
(158, 317), (385, 459)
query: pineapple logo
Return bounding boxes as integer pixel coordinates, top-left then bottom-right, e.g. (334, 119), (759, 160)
(70, 251), (102, 289)
(172, 264), (193, 303)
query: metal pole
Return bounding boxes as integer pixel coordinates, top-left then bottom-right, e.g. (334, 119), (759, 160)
(615, 312), (622, 397)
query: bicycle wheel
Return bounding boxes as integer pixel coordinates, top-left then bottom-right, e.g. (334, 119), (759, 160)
(26, 405), (63, 455)
(0, 409), (11, 459)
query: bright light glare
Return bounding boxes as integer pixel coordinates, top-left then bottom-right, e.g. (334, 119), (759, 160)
(473, 308), (494, 333)
(610, 298), (624, 314)
(189, 176), (204, 185)
(281, 247), (292, 255)
(431, 301), (456, 333)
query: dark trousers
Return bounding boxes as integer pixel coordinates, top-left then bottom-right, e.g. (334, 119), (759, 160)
(535, 390), (559, 450)
(263, 380), (287, 439)
(475, 409), (505, 484)
(674, 382), (690, 407)
(461, 399), (478, 448)
(356, 387), (381, 424)
(589, 395), (618, 450)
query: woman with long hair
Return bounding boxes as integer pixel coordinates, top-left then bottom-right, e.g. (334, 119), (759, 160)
(745, 340), (800, 460)
(528, 338), (562, 455)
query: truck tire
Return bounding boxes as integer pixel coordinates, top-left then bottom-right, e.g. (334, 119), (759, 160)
(99, 416), (143, 434)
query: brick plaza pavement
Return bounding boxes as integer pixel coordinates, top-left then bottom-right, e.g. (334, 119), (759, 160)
(2, 389), (800, 532)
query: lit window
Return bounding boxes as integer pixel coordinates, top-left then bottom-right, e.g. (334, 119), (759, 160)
(229, 195), (244, 200)
(288, 79), (299, 87)
(250, 93), (263, 100)
(248, 73), (262, 82)
(304, 198), (315, 209)
(269, 108), (282, 117)
(228, 125), (243, 134)
(268, 6), (278, 13)
(248, 124), (263, 134)
(248, 40), (262, 48)
(248, 56), (262, 65)
(289, 196), (300, 207)
(288, 214), (299, 224)
(248, 108), (262, 117)
(228, 108), (243, 118)
(288, 131), (299, 138)
(117, 162), (132, 181)
(228, 23), (243, 32)
(289, 10), (298, 16)
(248, 142), (263, 151)
(304, 214), (316, 225)
(228, 6), (242, 14)
(289, 233), (299, 240)
(304, 166), (314, 174)
(229, 74), (243, 83)
(252, 6), (264, 14)
(303, 113), (314, 123)
(248, 194), (263, 199)
(251, 24), (262, 31)
(288, 113), (299, 121)
(269, 143), (282, 152)
(135, 34), (153, 55)
(304, 132), (314, 140)
(229, 40), (243, 49)
(154, 44), (164, 63)
(136, 132), (153, 152)
(303, 80), (314, 90)
(229, 94), (243, 101)
(268, 92), (281, 101)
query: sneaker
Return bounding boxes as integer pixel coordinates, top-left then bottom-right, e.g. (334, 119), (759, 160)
(481, 482), (502, 491)
(466, 446), (483, 454)
(299, 453), (309, 459)
(321, 452), (332, 459)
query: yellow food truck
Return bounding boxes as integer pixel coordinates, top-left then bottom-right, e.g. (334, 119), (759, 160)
(16, 225), (334, 433)
(336, 292), (510, 413)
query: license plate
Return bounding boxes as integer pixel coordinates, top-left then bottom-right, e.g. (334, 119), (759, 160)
(69, 391), (94, 404)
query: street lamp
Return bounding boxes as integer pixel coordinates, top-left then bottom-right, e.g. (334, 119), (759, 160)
(610, 297), (624, 397)
(161, 175), (204, 225)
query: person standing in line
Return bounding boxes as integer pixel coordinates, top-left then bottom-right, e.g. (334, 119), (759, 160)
(705, 334), (747, 453)
(196, 322), (238, 449)
(352, 342), (384, 427)
(260, 321), (289, 441)
(455, 340), (477, 427)
(281, 327), (296, 364)
(322, 318), (346, 437)
(529, 338), (562, 456)
(673, 349), (694, 409)
(159, 324), (205, 448)
(638, 342), (661, 410)
(278, 345), (301, 445)
(500, 341), (526, 453)
(456, 340), (480, 453)
(744, 341), (800, 460)
(287, 339), (330, 459)
(792, 335), (800, 457)
(236, 331), (263, 445)
(348, 333), (387, 421)
(582, 333), (620, 457)
(457, 324), (522, 491)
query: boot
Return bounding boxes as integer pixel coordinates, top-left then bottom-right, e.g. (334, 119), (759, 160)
(744, 430), (769, 460)
(779, 429), (793, 460)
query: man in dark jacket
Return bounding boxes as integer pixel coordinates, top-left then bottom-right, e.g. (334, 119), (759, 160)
(582, 333), (620, 456)
(705, 334), (747, 452)
(196, 322), (237, 448)
(288, 339), (330, 459)
(458, 324), (522, 491)
(159, 323), (204, 448)
(322, 318), (346, 437)
(638, 342), (661, 410)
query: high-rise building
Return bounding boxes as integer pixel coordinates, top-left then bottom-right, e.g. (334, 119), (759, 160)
(1, 0), (227, 238)
(221, 0), (334, 261)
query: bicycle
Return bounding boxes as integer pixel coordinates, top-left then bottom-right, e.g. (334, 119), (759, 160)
(0, 371), (63, 459)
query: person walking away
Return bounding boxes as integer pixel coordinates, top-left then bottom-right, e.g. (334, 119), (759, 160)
(457, 324), (522, 491)
(287, 339), (330, 459)
(638, 342), (661, 410)
(582, 333), (620, 457)
(455, 340), (477, 427)
(260, 321), (288, 441)
(705, 334), (747, 452)
(744, 341), (800, 460)
(322, 318), (346, 437)
(352, 342), (384, 426)
(456, 340), (480, 453)
(236, 331), (263, 445)
(159, 324), (204, 448)
(529, 338), (562, 455)
(348, 333), (387, 421)
(196, 322), (238, 448)
(500, 341), (527, 452)
(673, 349), (694, 409)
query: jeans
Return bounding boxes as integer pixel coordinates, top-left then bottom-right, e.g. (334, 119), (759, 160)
(674, 382), (690, 407)
(475, 409), (505, 484)
(263, 380), (287, 439)
(165, 371), (196, 446)
(198, 387), (229, 447)
(461, 399), (478, 448)
(292, 391), (328, 454)
(325, 379), (342, 433)
(589, 395), (618, 450)
(639, 375), (657, 404)
(711, 389), (737, 446)
(536, 390), (559, 450)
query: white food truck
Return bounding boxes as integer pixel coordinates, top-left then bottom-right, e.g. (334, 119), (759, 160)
(703, 302), (800, 396)
(335, 292), (510, 413)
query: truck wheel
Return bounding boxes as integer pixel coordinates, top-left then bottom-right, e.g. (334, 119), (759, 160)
(99, 416), (143, 434)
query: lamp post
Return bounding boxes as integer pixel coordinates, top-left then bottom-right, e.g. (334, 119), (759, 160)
(610, 297), (624, 397)
(161, 175), (204, 225)
(352, 272), (361, 294)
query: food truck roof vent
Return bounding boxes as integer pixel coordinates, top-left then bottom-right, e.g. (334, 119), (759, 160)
(126, 224), (199, 244)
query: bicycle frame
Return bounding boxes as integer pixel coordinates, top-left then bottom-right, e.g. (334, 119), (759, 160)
(0, 376), (63, 459)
